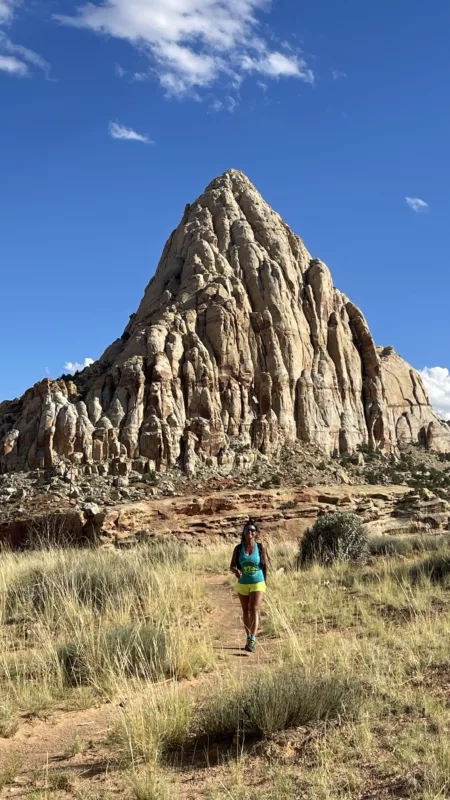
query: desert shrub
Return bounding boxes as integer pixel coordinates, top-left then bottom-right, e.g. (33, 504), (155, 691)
(279, 500), (298, 511)
(197, 665), (352, 739)
(299, 512), (368, 567)
(58, 622), (212, 688)
(130, 768), (175, 800)
(4, 555), (144, 616)
(404, 555), (450, 587)
(58, 624), (167, 686)
(0, 702), (19, 738)
(111, 687), (193, 765)
(261, 473), (282, 489)
(112, 666), (352, 766)
(24, 513), (84, 550)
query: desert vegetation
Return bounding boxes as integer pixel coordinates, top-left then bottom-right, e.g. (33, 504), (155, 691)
(1, 529), (450, 798)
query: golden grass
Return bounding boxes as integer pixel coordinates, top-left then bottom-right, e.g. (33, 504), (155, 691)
(0, 542), (215, 724)
(2, 536), (450, 798)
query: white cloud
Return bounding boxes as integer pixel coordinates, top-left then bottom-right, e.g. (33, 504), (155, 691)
(55, 0), (314, 97)
(331, 68), (347, 80)
(242, 50), (314, 81)
(0, 53), (27, 74)
(0, 35), (49, 71)
(115, 62), (126, 77)
(406, 196), (428, 213)
(64, 358), (95, 375)
(210, 94), (238, 113)
(109, 121), (152, 143)
(419, 367), (450, 421)
(0, 0), (15, 24)
(0, 15), (50, 77)
(226, 95), (238, 112)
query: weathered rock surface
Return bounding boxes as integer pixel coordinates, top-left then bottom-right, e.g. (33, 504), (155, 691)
(3, 481), (449, 551)
(1, 169), (449, 476)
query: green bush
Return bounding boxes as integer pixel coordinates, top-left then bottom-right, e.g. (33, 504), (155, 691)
(299, 512), (368, 567)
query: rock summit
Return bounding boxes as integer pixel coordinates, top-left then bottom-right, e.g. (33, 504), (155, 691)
(1, 169), (449, 475)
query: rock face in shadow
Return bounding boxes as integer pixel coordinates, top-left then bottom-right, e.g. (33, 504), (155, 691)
(1, 169), (449, 475)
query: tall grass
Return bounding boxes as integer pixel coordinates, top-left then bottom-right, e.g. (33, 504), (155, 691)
(3, 534), (450, 798)
(112, 663), (354, 766)
(0, 542), (214, 721)
(111, 685), (193, 765)
(197, 665), (353, 739)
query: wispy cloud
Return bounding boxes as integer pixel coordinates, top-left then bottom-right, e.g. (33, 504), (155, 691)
(55, 0), (314, 98)
(115, 62), (126, 77)
(109, 121), (152, 143)
(210, 94), (239, 113)
(419, 367), (450, 421)
(0, 53), (28, 74)
(242, 51), (314, 82)
(331, 68), (347, 80)
(0, 0), (15, 24)
(0, 12), (50, 77)
(406, 196), (428, 213)
(64, 357), (95, 375)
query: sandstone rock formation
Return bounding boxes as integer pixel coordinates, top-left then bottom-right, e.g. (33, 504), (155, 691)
(1, 169), (449, 476)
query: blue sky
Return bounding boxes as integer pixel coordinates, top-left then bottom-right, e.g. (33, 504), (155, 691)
(1, 0), (450, 417)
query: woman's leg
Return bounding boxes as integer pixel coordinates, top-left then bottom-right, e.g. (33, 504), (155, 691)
(238, 593), (250, 638)
(248, 591), (264, 637)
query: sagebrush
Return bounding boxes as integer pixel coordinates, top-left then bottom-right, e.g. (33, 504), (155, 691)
(299, 512), (368, 566)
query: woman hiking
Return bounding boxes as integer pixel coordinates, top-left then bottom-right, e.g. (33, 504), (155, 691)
(230, 520), (268, 653)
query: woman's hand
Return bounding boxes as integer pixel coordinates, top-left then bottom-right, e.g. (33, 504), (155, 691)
(231, 567), (241, 580)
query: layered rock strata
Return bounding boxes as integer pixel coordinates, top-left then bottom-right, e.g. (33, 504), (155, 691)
(1, 170), (449, 475)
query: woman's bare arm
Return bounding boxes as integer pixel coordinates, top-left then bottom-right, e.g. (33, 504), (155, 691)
(260, 543), (269, 581)
(230, 545), (241, 579)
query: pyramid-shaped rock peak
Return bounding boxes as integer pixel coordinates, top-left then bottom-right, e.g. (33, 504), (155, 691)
(1, 170), (449, 476)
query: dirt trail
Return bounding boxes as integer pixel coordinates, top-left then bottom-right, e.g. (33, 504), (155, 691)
(0, 574), (273, 797)
(205, 574), (275, 671)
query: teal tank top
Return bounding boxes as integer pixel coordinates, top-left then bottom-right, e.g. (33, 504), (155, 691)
(238, 543), (265, 585)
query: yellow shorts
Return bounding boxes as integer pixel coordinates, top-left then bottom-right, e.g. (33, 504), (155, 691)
(237, 582), (266, 596)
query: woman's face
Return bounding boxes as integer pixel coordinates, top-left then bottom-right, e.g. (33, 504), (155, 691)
(245, 526), (256, 544)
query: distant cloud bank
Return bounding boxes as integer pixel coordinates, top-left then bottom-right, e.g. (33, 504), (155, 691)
(420, 367), (450, 421)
